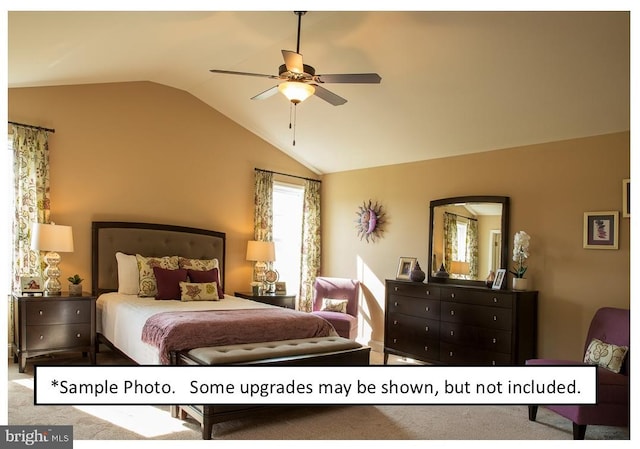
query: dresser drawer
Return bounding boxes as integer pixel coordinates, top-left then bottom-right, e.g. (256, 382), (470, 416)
(439, 322), (512, 353)
(441, 302), (513, 330)
(441, 288), (513, 308)
(440, 342), (511, 366)
(388, 282), (440, 299)
(386, 334), (440, 361)
(388, 295), (440, 319)
(26, 301), (91, 325)
(387, 313), (440, 342)
(26, 324), (92, 350)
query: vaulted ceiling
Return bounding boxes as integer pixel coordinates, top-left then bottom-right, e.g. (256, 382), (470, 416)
(8, 10), (630, 174)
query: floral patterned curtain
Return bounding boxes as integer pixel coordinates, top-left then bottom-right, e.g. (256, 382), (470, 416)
(466, 219), (479, 278)
(253, 170), (273, 242)
(443, 212), (457, 273)
(11, 125), (50, 292)
(298, 179), (321, 312)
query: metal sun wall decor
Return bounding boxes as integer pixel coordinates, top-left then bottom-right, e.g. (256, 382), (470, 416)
(355, 200), (385, 242)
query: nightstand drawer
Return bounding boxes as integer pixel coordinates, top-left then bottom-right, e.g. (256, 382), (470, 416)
(26, 324), (92, 350)
(26, 301), (91, 325)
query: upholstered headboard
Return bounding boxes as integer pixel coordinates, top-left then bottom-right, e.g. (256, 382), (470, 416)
(91, 221), (226, 295)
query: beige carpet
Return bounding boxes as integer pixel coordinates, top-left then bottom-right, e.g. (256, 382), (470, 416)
(6, 348), (629, 441)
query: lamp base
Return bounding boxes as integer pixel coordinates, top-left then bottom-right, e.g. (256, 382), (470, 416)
(43, 251), (62, 296)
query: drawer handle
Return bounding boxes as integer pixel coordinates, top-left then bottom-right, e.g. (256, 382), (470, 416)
(493, 315), (497, 321)
(450, 293), (455, 299)
(39, 335), (44, 340)
(450, 310), (455, 316)
(424, 346), (429, 352)
(450, 330), (455, 336)
(394, 301), (398, 307)
(76, 309), (81, 314)
(492, 361), (496, 366)
(425, 306), (430, 312)
(394, 287), (399, 292)
(393, 320), (398, 325)
(76, 333), (81, 338)
(493, 297), (498, 303)
(492, 338), (497, 344)
(426, 290), (430, 295)
(449, 351), (454, 357)
(393, 338), (397, 343)
(425, 326), (429, 332)
(39, 310), (43, 315)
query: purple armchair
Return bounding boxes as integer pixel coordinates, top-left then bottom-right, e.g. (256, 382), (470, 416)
(526, 307), (629, 439)
(312, 277), (360, 339)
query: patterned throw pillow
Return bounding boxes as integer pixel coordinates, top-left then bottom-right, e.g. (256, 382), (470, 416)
(180, 281), (219, 301)
(321, 298), (349, 314)
(187, 268), (224, 299)
(136, 254), (179, 297)
(583, 338), (628, 373)
(178, 257), (219, 271)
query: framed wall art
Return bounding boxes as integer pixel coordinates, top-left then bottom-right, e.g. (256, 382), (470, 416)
(396, 257), (417, 280)
(623, 179), (630, 218)
(583, 211), (619, 249)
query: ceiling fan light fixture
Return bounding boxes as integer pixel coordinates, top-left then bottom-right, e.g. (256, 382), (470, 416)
(278, 81), (315, 104)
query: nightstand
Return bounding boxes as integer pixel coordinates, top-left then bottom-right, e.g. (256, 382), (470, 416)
(12, 292), (96, 373)
(234, 291), (296, 309)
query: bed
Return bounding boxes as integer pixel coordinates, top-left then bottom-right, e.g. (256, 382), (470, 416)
(91, 221), (339, 365)
(91, 221), (370, 439)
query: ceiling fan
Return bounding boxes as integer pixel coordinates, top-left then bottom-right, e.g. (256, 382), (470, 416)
(209, 11), (382, 106)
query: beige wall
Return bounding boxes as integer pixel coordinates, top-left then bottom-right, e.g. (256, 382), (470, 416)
(321, 132), (630, 359)
(8, 81), (318, 297)
(8, 82), (630, 361)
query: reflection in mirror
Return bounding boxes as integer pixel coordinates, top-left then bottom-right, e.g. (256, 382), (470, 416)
(428, 196), (510, 286)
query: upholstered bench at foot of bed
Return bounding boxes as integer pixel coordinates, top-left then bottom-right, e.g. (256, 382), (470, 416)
(170, 336), (371, 439)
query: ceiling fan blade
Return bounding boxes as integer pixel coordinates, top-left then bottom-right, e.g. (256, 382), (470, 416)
(209, 69), (279, 79)
(282, 50), (304, 74)
(311, 84), (347, 106)
(315, 73), (382, 84)
(251, 85), (280, 100)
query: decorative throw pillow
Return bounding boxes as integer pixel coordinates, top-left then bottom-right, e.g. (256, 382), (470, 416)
(321, 298), (349, 314)
(153, 267), (188, 300)
(180, 281), (220, 301)
(178, 257), (219, 271)
(116, 252), (139, 295)
(187, 268), (224, 299)
(136, 254), (179, 297)
(583, 338), (629, 373)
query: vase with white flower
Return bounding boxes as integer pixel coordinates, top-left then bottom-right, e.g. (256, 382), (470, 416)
(510, 231), (530, 291)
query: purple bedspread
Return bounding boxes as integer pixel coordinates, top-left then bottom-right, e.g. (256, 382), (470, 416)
(141, 308), (336, 364)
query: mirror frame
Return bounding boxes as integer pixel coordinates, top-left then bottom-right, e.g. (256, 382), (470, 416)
(427, 195), (510, 287)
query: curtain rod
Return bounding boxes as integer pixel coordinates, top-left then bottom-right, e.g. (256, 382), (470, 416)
(255, 168), (321, 183)
(8, 121), (56, 134)
(444, 211), (478, 221)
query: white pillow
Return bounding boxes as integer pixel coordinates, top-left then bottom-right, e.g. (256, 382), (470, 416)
(321, 298), (349, 314)
(116, 252), (139, 295)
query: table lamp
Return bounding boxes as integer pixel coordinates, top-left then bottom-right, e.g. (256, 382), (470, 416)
(246, 240), (275, 287)
(450, 260), (470, 279)
(31, 223), (74, 295)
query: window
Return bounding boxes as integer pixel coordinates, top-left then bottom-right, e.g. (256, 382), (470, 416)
(272, 182), (304, 298)
(455, 220), (468, 261)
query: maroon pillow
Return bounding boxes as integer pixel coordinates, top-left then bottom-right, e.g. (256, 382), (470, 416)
(153, 267), (188, 300)
(188, 268), (224, 299)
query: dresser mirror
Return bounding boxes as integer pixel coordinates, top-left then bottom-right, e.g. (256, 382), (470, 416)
(428, 196), (510, 286)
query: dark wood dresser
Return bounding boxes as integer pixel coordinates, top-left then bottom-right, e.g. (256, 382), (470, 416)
(384, 279), (537, 365)
(12, 292), (96, 373)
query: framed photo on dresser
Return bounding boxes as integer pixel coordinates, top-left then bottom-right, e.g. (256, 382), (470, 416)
(492, 269), (506, 290)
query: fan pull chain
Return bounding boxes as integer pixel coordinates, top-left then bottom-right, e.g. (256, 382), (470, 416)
(290, 103), (297, 146)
